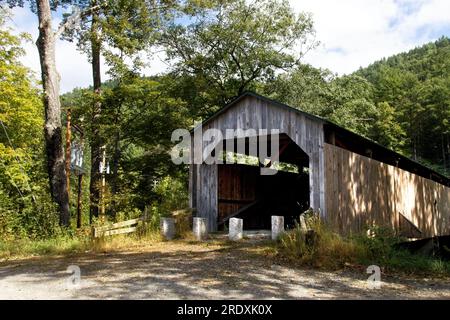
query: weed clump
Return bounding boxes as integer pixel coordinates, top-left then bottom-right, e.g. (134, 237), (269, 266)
(277, 210), (450, 276)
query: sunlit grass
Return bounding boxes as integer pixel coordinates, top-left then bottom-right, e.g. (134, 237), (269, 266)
(276, 214), (450, 277)
(0, 236), (88, 260)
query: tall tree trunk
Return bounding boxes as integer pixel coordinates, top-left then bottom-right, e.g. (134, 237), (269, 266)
(89, 6), (102, 224)
(65, 108), (71, 200)
(36, 0), (70, 226)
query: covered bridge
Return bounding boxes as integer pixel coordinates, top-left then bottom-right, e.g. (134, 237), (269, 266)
(189, 92), (450, 239)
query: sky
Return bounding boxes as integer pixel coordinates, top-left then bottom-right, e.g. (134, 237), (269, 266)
(5, 0), (450, 93)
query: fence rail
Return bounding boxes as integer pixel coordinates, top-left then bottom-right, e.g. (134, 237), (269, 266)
(92, 217), (144, 238)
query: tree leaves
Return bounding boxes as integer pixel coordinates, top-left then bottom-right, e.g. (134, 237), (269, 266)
(162, 0), (316, 104)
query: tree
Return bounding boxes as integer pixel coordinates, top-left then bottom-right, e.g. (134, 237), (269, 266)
(106, 77), (188, 211)
(35, 0), (73, 226)
(62, 76), (189, 215)
(62, 0), (176, 222)
(263, 64), (335, 116)
(0, 10), (59, 238)
(420, 77), (450, 175)
(265, 66), (380, 139)
(356, 37), (450, 176)
(3, 0), (79, 225)
(162, 0), (316, 110)
(370, 102), (405, 152)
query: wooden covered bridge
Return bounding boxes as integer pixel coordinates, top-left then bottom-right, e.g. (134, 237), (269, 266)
(188, 92), (450, 239)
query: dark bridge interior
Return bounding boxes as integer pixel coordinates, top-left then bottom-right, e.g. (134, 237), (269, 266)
(216, 134), (310, 230)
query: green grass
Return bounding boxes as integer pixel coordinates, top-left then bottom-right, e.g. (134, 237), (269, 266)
(0, 236), (88, 260)
(277, 216), (450, 277)
(359, 245), (450, 276)
(0, 225), (164, 260)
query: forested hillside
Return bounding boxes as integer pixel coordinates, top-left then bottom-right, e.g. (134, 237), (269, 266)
(357, 37), (450, 175)
(266, 37), (450, 177)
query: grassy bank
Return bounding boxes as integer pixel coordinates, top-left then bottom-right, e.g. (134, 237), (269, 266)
(0, 236), (88, 260)
(0, 228), (165, 261)
(277, 215), (450, 277)
(0, 210), (193, 261)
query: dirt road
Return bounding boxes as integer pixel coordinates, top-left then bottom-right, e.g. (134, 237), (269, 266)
(1, 241), (449, 299)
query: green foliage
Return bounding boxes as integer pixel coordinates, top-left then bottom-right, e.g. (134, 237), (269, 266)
(153, 175), (188, 216)
(265, 37), (450, 177)
(61, 74), (190, 221)
(140, 174), (189, 233)
(265, 67), (386, 140)
(357, 37), (450, 176)
(0, 234), (88, 260)
(100, 76), (188, 213)
(264, 64), (335, 115)
(0, 12), (60, 240)
(61, 0), (173, 78)
(355, 226), (403, 264)
(163, 0), (316, 107)
(370, 101), (406, 151)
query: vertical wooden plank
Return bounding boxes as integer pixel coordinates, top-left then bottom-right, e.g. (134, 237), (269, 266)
(332, 143), (339, 231)
(323, 144), (331, 226)
(337, 146), (345, 234)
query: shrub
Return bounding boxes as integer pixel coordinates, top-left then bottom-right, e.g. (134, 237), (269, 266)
(0, 188), (60, 241)
(141, 175), (190, 237)
(153, 175), (188, 216)
(354, 225), (404, 265)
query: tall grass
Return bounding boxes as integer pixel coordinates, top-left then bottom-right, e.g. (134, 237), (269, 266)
(278, 214), (450, 276)
(0, 234), (89, 260)
(90, 231), (163, 252)
(0, 205), (196, 260)
(278, 215), (366, 269)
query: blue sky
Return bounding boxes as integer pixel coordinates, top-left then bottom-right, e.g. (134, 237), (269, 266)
(6, 0), (450, 93)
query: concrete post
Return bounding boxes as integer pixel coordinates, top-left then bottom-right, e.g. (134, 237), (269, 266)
(271, 216), (284, 240)
(161, 217), (175, 240)
(193, 217), (208, 240)
(229, 218), (243, 241)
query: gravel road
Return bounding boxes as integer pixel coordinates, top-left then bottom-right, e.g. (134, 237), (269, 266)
(1, 241), (449, 299)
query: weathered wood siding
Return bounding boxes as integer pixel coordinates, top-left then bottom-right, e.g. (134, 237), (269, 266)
(324, 143), (450, 237)
(188, 164), (196, 209)
(195, 163), (218, 232)
(191, 95), (326, 231)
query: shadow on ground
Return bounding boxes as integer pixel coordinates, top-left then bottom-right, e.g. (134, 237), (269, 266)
(0, 241), (449, 299)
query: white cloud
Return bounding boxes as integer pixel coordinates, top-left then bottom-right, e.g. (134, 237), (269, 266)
(6, 1), (450, 92)
(292, 0), (450, 74)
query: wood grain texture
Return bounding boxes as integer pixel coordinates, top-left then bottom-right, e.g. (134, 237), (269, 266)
(324, 143), (450, 238)
(196, 163), (218, 232)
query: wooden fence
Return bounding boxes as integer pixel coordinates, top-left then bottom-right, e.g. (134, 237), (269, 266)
(92, 217), (144, 238)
